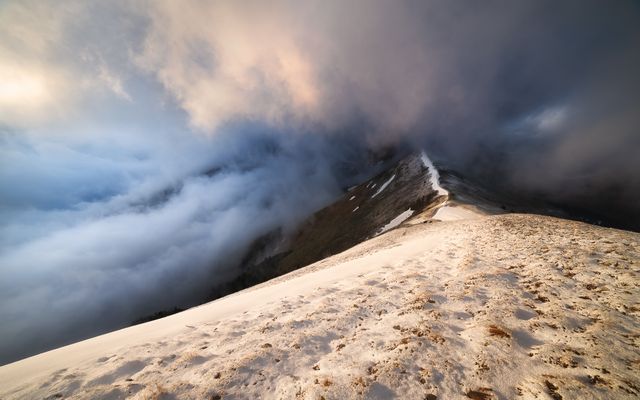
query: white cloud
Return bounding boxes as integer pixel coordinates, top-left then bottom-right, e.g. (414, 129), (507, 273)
(80, 51), (132, 102)
(0, 1), (81, 128)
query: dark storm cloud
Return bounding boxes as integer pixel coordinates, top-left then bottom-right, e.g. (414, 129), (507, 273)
(407, 0), (640, 226)
(136, 0), (639, 219)
(1, 0), (639, 364)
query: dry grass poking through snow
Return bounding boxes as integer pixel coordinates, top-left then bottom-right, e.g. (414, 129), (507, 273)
(0, 214), (638, 399)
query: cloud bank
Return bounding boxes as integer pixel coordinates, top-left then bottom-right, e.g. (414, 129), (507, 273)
(1, 0), (639, 363)
(0, 127), (367, 363)
(136, 0), (640, 224)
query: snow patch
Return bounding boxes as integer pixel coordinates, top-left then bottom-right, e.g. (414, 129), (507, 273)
(352, 206), (359, 212)
(349, 195), (356, 201)
(377, 209), (413, 235)
(371, 174), (395, 198)
(420, 151), (448, 196)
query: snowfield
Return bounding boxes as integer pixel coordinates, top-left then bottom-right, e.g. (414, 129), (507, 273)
(1, 214), (639, 399)
(377, 209), (414, 235)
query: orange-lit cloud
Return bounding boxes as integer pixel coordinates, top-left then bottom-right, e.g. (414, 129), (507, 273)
(133, 0), (439, 140)
(135, 1), (327, 133)
(0, 67), (49, 107)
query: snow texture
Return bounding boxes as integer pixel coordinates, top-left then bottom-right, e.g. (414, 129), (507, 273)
(420, 151), (448, 196)
(1, 214), (639, 400)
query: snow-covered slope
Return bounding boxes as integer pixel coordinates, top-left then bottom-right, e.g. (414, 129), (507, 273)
(1, 214), (638, 399)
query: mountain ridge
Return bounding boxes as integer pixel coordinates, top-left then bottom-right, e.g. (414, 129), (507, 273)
(2, 213), (638, 399)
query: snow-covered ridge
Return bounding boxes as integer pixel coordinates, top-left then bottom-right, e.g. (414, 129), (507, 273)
(1, 214), (637, 399)
(420, 151), (448, 196)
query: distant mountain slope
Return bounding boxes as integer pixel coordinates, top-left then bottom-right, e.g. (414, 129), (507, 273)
(210, 153), (450, 298)
(2, 214), (638, 399)
(137, 149), (627, 323)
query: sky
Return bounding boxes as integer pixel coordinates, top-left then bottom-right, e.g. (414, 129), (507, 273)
(1, 0), (639, 364)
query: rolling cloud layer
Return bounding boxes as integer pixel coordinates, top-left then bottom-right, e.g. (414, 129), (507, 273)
(1, 0), (639, 363)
